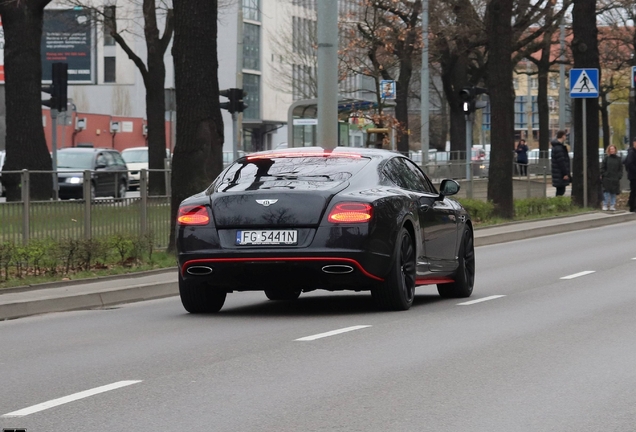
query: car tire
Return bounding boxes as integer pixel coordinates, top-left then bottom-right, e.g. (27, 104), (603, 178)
(372, 227), (416, 311)
(116, 180), (127, 199)
(437, 227), (475, 298)
(264, 289), (301, 301)
(178, 273), (226, 313)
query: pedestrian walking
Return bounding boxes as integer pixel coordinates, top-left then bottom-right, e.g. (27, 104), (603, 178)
(551, 130), (571, 197)
(600, 144), (622, 211)
(624, 138), (636, 212)
(515, 139), (529, 176)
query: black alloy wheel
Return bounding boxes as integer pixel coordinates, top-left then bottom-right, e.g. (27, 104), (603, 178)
(437, 227), (475, 298)
(178, 273), (227, 313)
(372, 227), (416, 311)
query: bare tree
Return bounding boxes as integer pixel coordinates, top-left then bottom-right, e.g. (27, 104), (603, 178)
(168, 0), (224, 252)
(0, 0), (54, 201)
(62, 0), (174, 195)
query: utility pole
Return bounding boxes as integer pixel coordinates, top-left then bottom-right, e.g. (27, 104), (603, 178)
(234, 3), (244, 160)
(317, 0), (338, 150)
(420, 0), (429, 166)
(526, 60), (533, 145)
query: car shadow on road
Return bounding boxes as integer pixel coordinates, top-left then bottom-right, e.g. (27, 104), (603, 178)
(184, 291), (446, 318)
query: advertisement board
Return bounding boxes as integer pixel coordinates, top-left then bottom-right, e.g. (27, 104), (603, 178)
(0, 17), (5, 83)
(41, 9), (95, 84)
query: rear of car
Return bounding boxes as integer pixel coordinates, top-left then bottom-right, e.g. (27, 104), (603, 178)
(121, 147), (148, 190)
(177, 149), (386, 296)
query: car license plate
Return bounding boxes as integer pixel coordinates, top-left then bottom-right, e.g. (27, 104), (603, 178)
(236, 230), (298, 245)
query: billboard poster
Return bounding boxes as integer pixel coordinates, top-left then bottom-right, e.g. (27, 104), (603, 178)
(41, 9), (95, 84)
(0, 17), (4, 83)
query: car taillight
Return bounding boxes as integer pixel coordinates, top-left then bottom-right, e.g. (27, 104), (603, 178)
(178, 205), (210, 225)
(328, 203), (373, 223)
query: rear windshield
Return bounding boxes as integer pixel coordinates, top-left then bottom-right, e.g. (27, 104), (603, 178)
(217, 155), (370, 192)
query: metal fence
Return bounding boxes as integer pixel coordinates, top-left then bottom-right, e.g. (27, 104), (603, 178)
(0, 169), (171, 247)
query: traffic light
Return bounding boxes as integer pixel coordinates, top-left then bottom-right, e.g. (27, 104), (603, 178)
(459, 85), (488, 115)
(42, 63), (68, 112)
(220, 88), (248, 114)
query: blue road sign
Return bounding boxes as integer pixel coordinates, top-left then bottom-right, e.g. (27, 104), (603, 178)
(632, 66), (636, 88)
(569, 68), (599, 98)
(380, 80), (396, 100)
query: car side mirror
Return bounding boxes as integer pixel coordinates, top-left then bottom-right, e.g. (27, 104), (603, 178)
(95, 164), (107, 170)
(439, 179), (460, 197)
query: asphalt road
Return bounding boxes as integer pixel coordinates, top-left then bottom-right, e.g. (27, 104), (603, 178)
(1, 222), (636, 432)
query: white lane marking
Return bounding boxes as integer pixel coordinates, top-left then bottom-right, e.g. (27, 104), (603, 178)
(457, 295), (506, 306)
(2, 380), (142, 418)
(560, 271), (596, 280)
(295, 325), (371, 341)
(632, 258), (636, 260)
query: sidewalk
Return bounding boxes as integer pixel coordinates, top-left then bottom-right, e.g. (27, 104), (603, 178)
(1, 210), (635, 321)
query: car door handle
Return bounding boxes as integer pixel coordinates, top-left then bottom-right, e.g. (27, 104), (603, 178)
(419, 204), (430, 212)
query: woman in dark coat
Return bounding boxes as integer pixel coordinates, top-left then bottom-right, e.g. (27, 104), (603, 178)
(551, 130), (571, 196)
(515, 139), (529, 176)
(600, 144), (623, 211)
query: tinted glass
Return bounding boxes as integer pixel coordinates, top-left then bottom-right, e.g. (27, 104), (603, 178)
(384, 158), (435, 193)
(218, 155), (370, 192)
(58, 152), (94, 169)
(111, 152), (126, 166)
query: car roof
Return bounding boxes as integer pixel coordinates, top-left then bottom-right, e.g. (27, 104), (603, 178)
(122, 147), (148, 152)
(243, 146), (396, 160)
(59, 147), (117, 153)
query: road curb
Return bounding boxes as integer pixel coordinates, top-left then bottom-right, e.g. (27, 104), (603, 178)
(475, 212), (636, 246)
(0, 281), (178, 321)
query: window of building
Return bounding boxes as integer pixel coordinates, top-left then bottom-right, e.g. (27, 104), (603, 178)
(549, 76), (558, 89)
(292, 0), (316, 10)
(292, 64), (315, 100)
(243, 0), (260, 21)
(104, 6), (116, 46)
(104, 56), (116, 83)
(531, 78), (538, 89)
(243, 73), (260, 120)
(243, 23), (260, 70)
(514, 96), (538, 130)
(513, 78), (519, 90)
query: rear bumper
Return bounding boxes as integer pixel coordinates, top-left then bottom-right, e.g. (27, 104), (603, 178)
(179, 253), (386, 292)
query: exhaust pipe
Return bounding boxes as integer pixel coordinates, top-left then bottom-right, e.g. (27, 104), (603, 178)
(322, 265), (354, 274)
(186, 266), (214, 276)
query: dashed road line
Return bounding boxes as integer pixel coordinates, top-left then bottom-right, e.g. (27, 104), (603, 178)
(295, 325), (371, 341)
(2, 380), (142, 418)
(457, 295), (506, 306)
(560, 271), (596, 280)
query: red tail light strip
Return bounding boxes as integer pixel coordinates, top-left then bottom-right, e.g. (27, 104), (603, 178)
(416, 277), (454, 286)
(182, 257), (384, 281)
(247, 151), (362, 160)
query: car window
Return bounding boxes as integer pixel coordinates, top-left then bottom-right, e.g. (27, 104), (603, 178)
(96, 153), (110, 167)
(58, 152), (94, 169)
(219, 154), (369, 192)
(384, 158), (435, 194)
(122, 149), (148, 164)
(110, 152), (126, 166)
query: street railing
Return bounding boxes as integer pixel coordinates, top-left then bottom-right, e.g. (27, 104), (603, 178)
(0, 169), (171, 247)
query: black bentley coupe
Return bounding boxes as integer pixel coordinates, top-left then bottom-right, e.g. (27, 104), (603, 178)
(176, 147), (474, 312)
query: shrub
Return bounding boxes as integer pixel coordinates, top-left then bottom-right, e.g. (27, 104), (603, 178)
(457, 199), (495, 222)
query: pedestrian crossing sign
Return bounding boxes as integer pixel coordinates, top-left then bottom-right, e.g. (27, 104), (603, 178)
(569, 68), (599, 98)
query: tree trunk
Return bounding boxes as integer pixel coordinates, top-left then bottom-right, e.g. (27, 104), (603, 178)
(600, 92), (610, 149)
(571, 0), (600, 208)
(440, 52), (468, 156)
(537, 22), (554, 153)
(169, 0), (224, 252)
(0, 2), (53, 201)
(395, 62), (412, 156)
(485, 0), (515, 219)
(146, 48), (168, 196)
